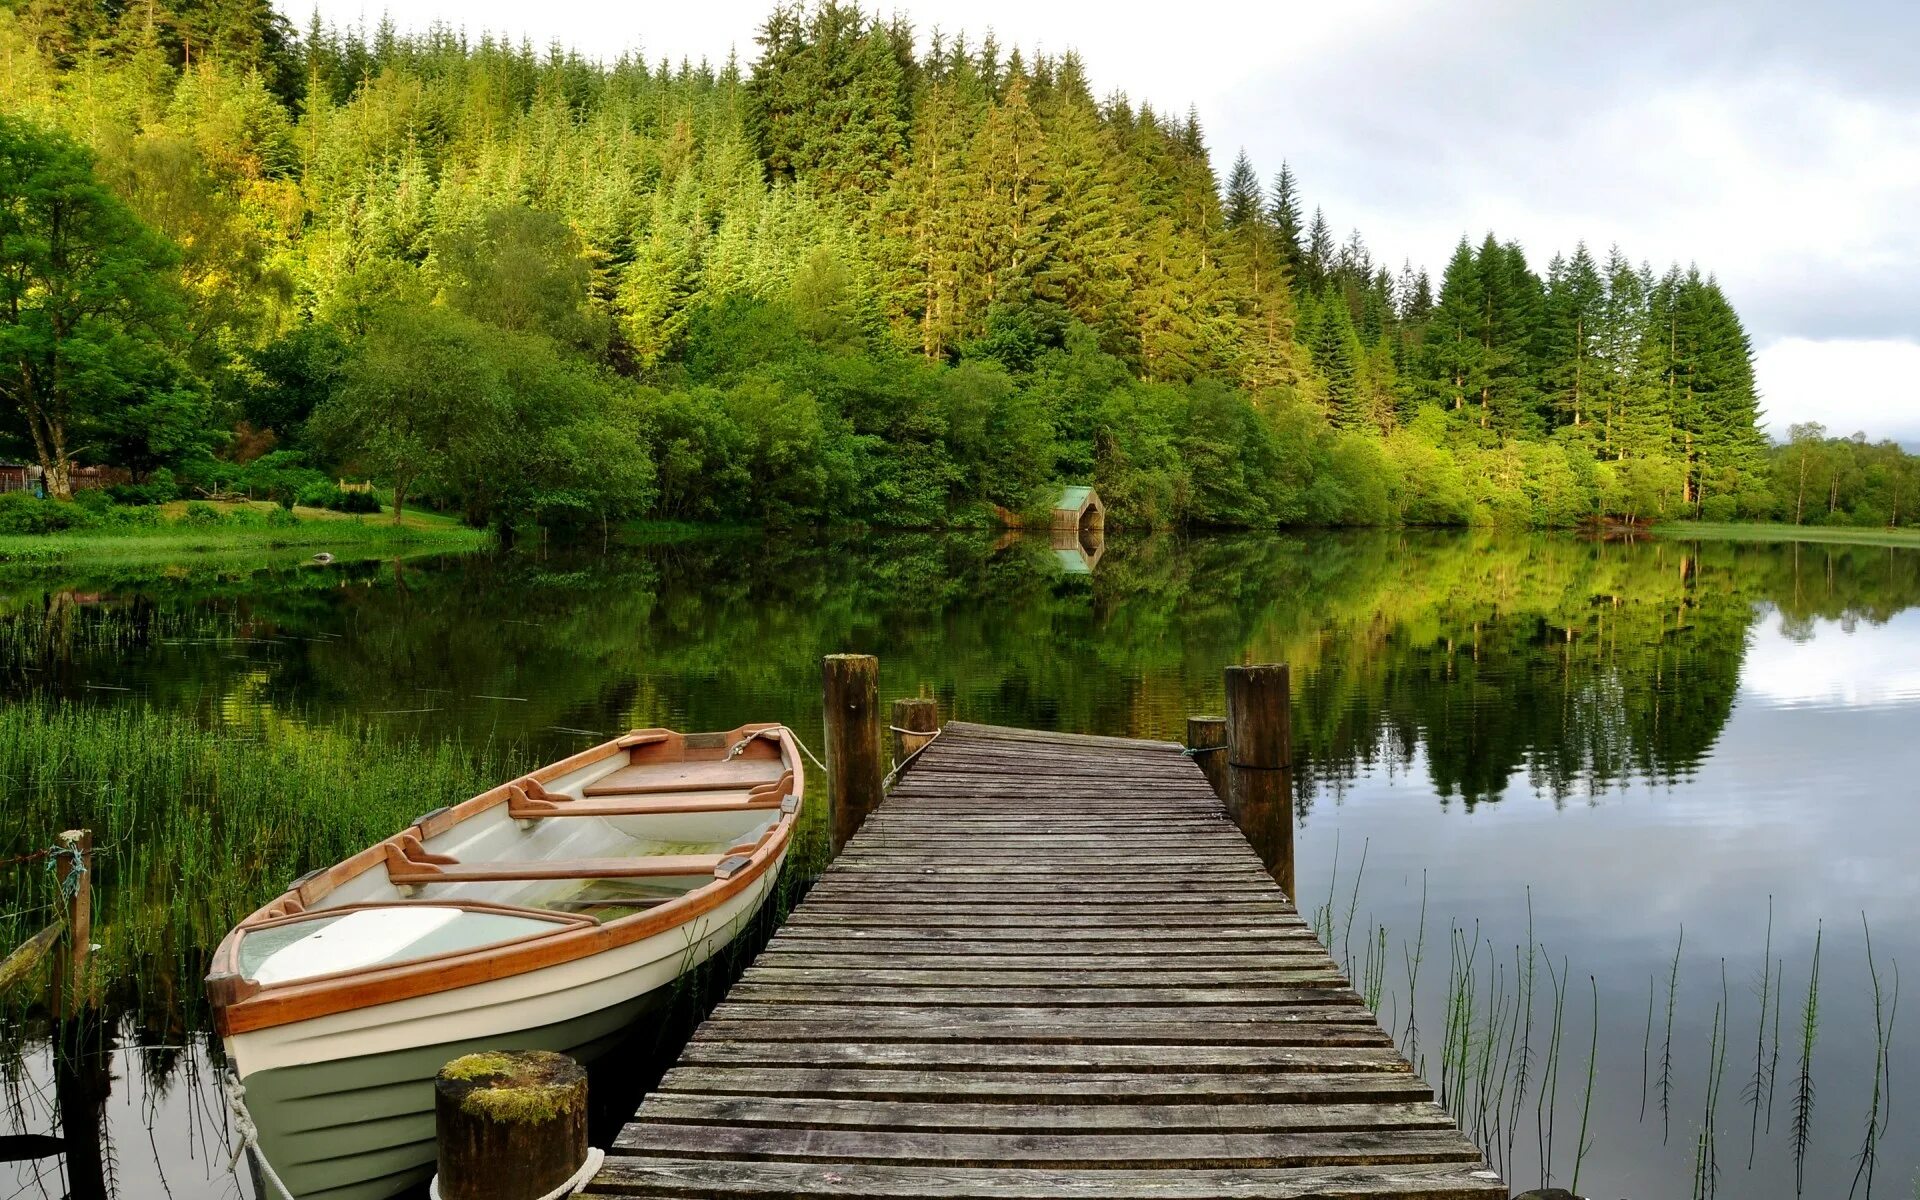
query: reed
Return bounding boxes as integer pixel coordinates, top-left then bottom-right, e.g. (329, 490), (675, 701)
(0, 698), (508, 1026)
(1794, 923), (1823, 1197)
(1747, 898), (1776, 1168)
(1662, 925), (1685, 1142)
(1571, 974), (1599, 1195)
(1848, 914), (1897, 1200)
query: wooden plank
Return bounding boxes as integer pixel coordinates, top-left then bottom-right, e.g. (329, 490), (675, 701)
(651, 1067), (1437, 1105)
(584, 1159), (1507, 1198)
(630, 1096), (1456, 1134)
(724, 984), (1368, 1008)
(675, 1041), (1413, 1072)
(595, 721), (1501, 1200)
(610, 1123), (1487, 1167)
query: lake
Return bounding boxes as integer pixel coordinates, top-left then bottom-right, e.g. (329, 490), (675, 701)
(2, 528), (1916, 1198)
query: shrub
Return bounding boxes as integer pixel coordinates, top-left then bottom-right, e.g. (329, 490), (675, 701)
(0, 492), (97, 534)
(297, 483), (381, 513)
(181, 502), (226, 526)
(1699, 494), (1738, 523)
(266, 505), (301, 528)
(108, 468), (179, 506)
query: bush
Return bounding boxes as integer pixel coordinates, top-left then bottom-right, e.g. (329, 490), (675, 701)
(0, 492), (98, 533)
(181, 502), (226, 526)
(266, 505), (301, 528)
(1699, 494), (1738, 523)
(100, 504), (161, 528)
(108, 468), (180, 506)
(297, 483), (380, 513)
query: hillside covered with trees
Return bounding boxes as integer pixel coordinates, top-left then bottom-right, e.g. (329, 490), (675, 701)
(0, 0), (1914, 530)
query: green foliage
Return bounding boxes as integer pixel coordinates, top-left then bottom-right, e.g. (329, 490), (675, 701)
(1, 1), (1898, 533)
(0, 115), (206, 497)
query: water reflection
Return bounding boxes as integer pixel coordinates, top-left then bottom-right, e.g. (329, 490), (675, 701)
(1, 529), (1917, 1198)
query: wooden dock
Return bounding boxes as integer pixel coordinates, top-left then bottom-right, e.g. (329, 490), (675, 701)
(587, 721), (1507, 1199)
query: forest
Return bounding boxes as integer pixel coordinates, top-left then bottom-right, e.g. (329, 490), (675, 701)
(0, 0), (1914, 531)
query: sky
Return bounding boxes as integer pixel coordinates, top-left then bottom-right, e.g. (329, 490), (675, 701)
(297, 0), (1920, 447)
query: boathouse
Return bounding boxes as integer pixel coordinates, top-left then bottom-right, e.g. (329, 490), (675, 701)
(1050, 485), (1104, 533)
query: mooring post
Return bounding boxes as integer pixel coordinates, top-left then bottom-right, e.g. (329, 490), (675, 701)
(824, 654), (883, 854)
(1224, 665), (1296, 899)
(435, 1050), (589, 1200)
(50, 829), (91, 1019)
(1186, 716), (1228, 800)
(892, 696), (939, 767)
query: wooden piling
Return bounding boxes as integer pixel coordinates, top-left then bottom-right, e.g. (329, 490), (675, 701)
(1224, 665), (1296, 898)
(50, 829), (91, 1019)
(891, 696), (939, 766)
(823, 654), (883, 854)
(435, 1050), (588, 1200)
(1185, 715), (1228, 800)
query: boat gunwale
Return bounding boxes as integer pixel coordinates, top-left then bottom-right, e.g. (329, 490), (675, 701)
(207, 723), (802, 1039)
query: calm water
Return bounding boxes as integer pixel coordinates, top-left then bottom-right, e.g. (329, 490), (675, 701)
(2, 529), (1917, 1198)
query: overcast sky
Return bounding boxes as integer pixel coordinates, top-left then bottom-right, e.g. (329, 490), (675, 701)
(297, 0), (1920, 447)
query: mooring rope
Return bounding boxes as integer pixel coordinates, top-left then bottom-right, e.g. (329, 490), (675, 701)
(221, 1070), (298, 1200)
(883, 724), (944, 790)
(723, 726), (828, 773)
(1181, 745), (1227, 757)
(429, 1148), (605, 1200)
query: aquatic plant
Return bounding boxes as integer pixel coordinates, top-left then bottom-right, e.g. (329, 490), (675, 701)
(1794, 924), (1823, 1197)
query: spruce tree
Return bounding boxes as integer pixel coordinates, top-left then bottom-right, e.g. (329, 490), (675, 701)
(1268, 162), (1304, 281)
(1223, 150), (1261, 231)
(1303, 207), (1335, 293)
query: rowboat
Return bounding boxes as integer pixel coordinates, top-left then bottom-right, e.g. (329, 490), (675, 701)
(206, 723), (804, 1200)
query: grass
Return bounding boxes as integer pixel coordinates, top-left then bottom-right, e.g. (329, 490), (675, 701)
(0, 698), (510, 1024)
(1656, 520), (1920, 549)
(0, 501), (487, 567)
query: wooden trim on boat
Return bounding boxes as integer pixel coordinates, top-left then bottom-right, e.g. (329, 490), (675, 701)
(207, 724), (802, 1039)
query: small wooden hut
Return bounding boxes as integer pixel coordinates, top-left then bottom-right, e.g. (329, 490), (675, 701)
(1050, 486), (1104, 534)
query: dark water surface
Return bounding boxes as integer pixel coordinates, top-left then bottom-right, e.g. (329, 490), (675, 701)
(2, 529), (1917, 1198)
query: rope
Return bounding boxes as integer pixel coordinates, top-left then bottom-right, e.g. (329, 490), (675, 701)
(44, 847), (86, 904)
(1181, 745), (1226, 757)
(221, 1070), (298, 1200)
(429, 1148), (605, 1200)
(724, 727), (827, 773)
(883, 724), (944, 790)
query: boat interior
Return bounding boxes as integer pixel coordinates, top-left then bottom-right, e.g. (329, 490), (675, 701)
(223, 725), (799, 992)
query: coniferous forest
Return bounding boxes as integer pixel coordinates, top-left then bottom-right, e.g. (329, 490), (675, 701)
(1, 0), (1916, 531)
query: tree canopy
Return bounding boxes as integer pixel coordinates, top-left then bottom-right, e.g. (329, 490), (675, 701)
(0, 0), (1907, 530)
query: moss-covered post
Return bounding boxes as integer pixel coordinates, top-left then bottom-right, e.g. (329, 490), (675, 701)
(435, 1051), (588, 1200)
(1225, 665), (1295, 899)
(50, 829), (91, 1019)
(824, 654), (882, 854)
(891, 696), (939, 768)
(1186, 716), (1228, 801)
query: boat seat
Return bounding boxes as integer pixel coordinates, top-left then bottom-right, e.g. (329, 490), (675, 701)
(381, 834), (727, 886)
(508, 773), (794, 820)
(583, 757), (785, 796)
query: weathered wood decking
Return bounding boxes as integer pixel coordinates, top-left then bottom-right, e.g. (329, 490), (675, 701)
(588, 721), (1506, 1199)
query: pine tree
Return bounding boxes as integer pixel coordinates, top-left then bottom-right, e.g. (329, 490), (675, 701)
(1423, 238), (1484, 416)
(1542, 241), (1603, 428)
(1302, 207), (1334, 293)
(1268, 162), (1304, 281)
(1310, 288), (1361, 428)
(1223, 150), (1261, 231)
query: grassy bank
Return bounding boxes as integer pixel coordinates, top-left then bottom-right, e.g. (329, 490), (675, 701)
(0, 500), (488, 566)
(1656, 520), (1920, 549)
(0, 700), (511, 1017)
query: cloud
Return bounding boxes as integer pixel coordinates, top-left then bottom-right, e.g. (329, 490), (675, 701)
(1754, 337), (1920, 446)
(295, 0), (1920, 441)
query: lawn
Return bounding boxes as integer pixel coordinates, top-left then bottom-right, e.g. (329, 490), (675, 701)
(0, 501), (488, 566)
(1655, 520), (1920, 550)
